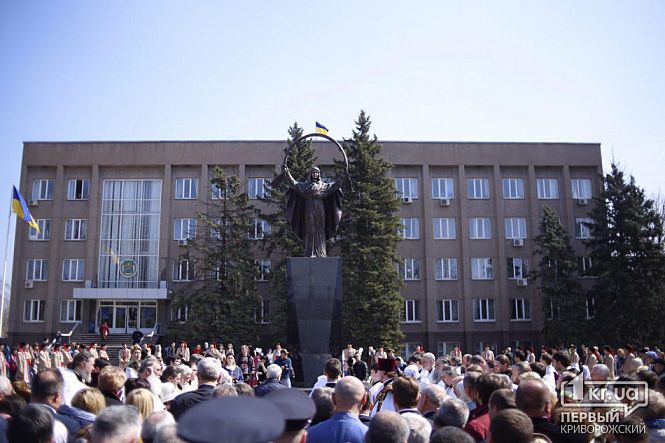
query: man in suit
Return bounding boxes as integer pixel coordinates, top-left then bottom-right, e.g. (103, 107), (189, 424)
(31, 368), (80, 442)
(170, 357), (223, 421)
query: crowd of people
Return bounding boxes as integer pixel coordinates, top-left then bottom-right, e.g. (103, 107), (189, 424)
(0, 338), (663, 443)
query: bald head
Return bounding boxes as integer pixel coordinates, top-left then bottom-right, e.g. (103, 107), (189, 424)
(0, 376), (14, 398)
(515, 379), (552, 417)
(333, 376), (365, 412)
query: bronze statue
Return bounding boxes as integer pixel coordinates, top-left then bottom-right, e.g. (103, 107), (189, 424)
(284, 165), (343, 257)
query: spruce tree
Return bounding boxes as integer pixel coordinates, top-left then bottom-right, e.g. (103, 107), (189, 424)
(338, 111), (404, 350)
(586, 164), (665, 345)
(168, 167), (260, 346)
(532, 204), (587, 345)
(260, 122), (317, 343)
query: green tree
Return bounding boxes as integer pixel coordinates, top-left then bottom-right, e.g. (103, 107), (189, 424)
(260, 122), (317, 344)
(338, 111), (404, 350)
(168, 167), (260, 346)
(532, 204), (587, 345)
(586, 164), (665, 345)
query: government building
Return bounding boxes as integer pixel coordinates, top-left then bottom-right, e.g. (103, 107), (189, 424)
(8, 140), (602, 355)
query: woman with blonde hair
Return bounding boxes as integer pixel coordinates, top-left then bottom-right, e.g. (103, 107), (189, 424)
(59, 388), (106, 427)
(125, 388), (154, 418)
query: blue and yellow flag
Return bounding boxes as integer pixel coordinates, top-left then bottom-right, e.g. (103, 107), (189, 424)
(12, 186), (40, 232)
(315, 122), (329, 135)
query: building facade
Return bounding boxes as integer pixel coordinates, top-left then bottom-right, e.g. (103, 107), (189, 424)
(8, 141), (602, 355)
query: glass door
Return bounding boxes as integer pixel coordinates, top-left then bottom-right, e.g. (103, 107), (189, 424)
(128, 306), (138, 331)
(113, 306), (127, 333)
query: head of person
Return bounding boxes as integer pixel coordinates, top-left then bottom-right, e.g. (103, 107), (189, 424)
(439, 364), (456, 386)
(91, 405), (143, 443)
(417, 384), (446, 414)
(72, 387), (106, 414)
(0, 375), (15, 399)
(430, 426), (475, 443)
(310, 387), (334, 425)
(494, 355), (511, 373)
(511, 362), (532, 384)
(138, 356), (163, 381)
(197, 357), (223, 384)
(139, 409), (175, 443)
(332, 376), (365, 413)
(366, 411), (410, 443)
(488, 388), (517, 420)
(72, 351), (95, 383)
(30, 368), (64, 409)
(475, 373), (510, 406)
(265, 388), (315, 443)
(552, 351), (571, 373)
(7, 403), (53, 443)
(125, 388), (154, 419)
(212, 384), (238, 398)
(392, 376), (420, 411)
(433, 398), (469, 430)
(324, 358), (342, 380)
(590, 364), (612, 383)
(266, 364), (282, 380)
(402, 413), (431, 443)
(488, 408), (534, 443)
(516, 379), (553, 418)
(309, 166), (321, 182)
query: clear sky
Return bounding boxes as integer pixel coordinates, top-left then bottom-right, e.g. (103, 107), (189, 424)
(1, 1), (664, 283)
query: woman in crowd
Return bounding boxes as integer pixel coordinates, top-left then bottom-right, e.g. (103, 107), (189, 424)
(58, 388), (106, 428)
(125, 388), (154, 418)
(223, 354), (244, 384)
(98, 366), (126, 406)
(178, 341), (190, 363)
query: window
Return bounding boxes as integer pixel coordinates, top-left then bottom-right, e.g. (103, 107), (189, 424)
(510, 298), (531, 321)
(211, 182), (230, 200)
(504, 218), (527, 240)
(395, 178), (418, 199)
(537, 178), (559, 199)
(255, 259), (272, 281)
(469, 218), (491, 239)
(435, 258), (458, 280)
(172, 258), (191, 281)
(173, 305), (188, 323)
(24, 300), (45, 322)
(571, 179), (592, 200)
(578, 256), (595, 278)
(471, 258), (493, 280)
(546, 300), (561, 320)
(248, 178), (269, 199)
(586, 296), (596, 319)
(174, 218), (197, 240)
(175, 178), (198, 200)
(32, 179), (54, 201)
(67, 179), (90, 200)
(249, 218), (271, 240)
(26, 259), (48, 281)
(575, 218), (593, 239)
(29, 219), (51, 241)
(502, 178), (525, 199)
(433, 218), (456, 240)
(62, 259), (85, 281)
(437, 299), (459, 322)
(400, 218), (420, 239)
(403, 300), (421, 323)
(60, 300), (81, 322)
(65, 219), (88, 241)
(473, 298), (495, 322)
(400, 259), (421, 281)
(507, 257), (528, 279)
(432, 178), (455, 199)
(467, 178), (489, 199)
(437, 342), (460, 357)
(255, 300), (271, 324)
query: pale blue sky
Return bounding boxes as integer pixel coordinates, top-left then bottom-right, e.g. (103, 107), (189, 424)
(1, 1), (664, 281)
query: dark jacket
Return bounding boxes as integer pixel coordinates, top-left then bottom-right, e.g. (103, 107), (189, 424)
(531, 416), (587, 443)
(254, 378), (287, 397)
(169, 384), (215, 421)
(101, 391), (123, 407)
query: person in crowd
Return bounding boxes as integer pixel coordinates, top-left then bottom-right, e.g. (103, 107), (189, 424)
(370, 357), (399, 416)
(433, 398), (469, 431)
(417, 384), (446, 421)
(306, 376), (368, 443)
(236, 345), (254, 383)
(90, 405), (143, 443)
(392, 376), (421, 415)
(309, 387), (335, 426)
(234, 382), (255, 397)
(464, 373), (510, 442)
(99, 322), (110, 343)
(430, 426), (475, 443)
(57, 387), (105, 429)
(253, 364), (284, 399)
(488, 408), (534, 443)
(169, 357), (221, 420)
(138, 356), (163, 400)
(140, 410), (175, 443)
(311, 358), (342, 393)
(265, 388), (316, 443)
(274, 349), (294, 388)
(7, 403), (54, 443)
(487, 388), (516, 419)
(177, 342), (190, 363)
(439, 364), (459, 399)
(15, 343), (31, 384)
(97, 366), (125, 406)
(353, 353), (369, 382)
(494, 355), (512, 377)
(366, 411), (409, 443)
(402, 413), (431, 443)
(223, 354), (244, 384)
(126, 388), (155, 418)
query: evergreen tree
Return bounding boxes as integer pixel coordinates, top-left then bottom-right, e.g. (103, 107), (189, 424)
(168, 167), (260, 346)
(532, 204), (587, 345)
(586, 164), (665, 345)
(260, 122), (317, 343)
(338, 111), (404, 350)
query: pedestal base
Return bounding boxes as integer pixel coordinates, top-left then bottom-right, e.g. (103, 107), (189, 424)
(287, 257), (342, 386)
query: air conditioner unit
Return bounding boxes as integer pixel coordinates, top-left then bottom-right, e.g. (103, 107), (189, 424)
(439, 198), (451, 207)
(178, 240), (189, 246)
(578, 198), (589, 206)
(25, 280), (34, 289)
(402, 197), (413, 204)
(517, 278), (528, 287)
(28, 200), (38, 206)
(513, 238), (524, 247)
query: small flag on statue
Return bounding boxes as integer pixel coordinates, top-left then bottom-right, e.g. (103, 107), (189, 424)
(11, 186), (40, 233)
(315, 122), (329, 135)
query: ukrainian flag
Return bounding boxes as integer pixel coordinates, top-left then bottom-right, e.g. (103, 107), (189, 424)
(315, 122), (329, 135)
(12, 186), (40, 233)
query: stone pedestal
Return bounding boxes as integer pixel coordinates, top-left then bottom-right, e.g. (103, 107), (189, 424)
(286, 257), (342, 386)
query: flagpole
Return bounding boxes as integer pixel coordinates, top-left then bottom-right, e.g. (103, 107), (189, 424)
(0, 191), (13, 338)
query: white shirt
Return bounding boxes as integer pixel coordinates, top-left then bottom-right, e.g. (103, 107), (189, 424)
(58, 368), (87, 406)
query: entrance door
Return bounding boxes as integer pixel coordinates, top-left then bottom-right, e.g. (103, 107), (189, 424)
(113, 306), (127, 333)
(128, 306), (138, 331)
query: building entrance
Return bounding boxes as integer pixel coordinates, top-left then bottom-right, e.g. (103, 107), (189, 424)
(96, 300), (156, 334)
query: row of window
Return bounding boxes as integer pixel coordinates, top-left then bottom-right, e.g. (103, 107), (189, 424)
(172, 259), (271, 282)
(23, 299), (81, 323)
(172, 300), (272, 325)
(174, 218), (270, 241)
(403, 296), (596, 323)
(397, 177), (592, 200)
(400, 256), (595, 281)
